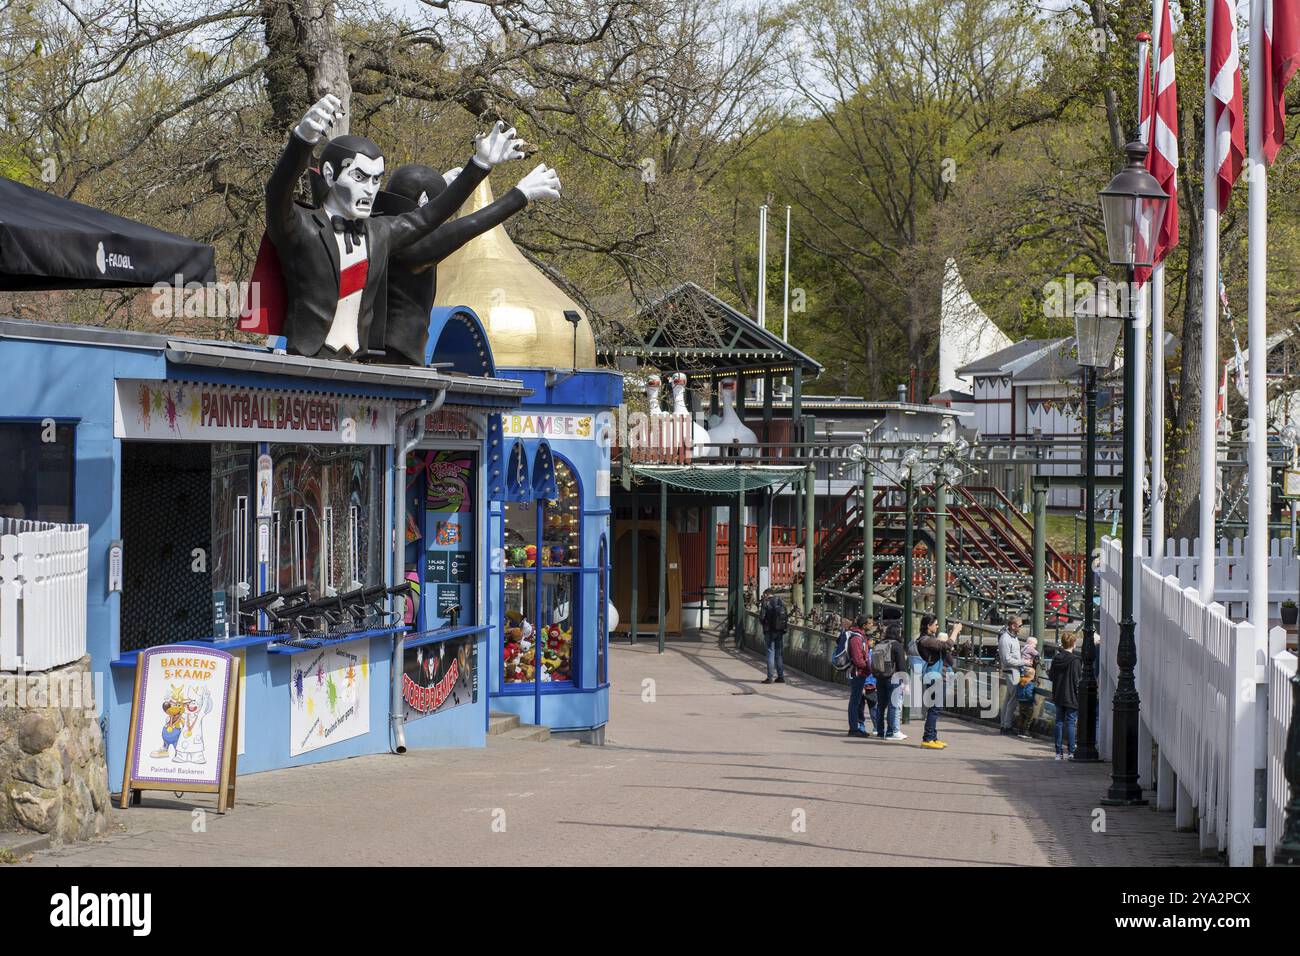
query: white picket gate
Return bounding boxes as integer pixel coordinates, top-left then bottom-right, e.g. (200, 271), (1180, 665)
(1098, 537), (1270, 866)
(0, 517), (89, 672)
(1267, 650), (1298, 865)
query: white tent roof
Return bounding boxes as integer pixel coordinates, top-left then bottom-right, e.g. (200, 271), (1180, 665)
(938, 258), (1012, 395)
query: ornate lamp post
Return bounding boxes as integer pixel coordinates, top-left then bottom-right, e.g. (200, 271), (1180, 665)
(1072, 278), (1123, 763)
(1097, 138), (1167, 805)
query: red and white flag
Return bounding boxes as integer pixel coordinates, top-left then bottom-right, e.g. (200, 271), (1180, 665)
(1148, 0), (1179, 259)
(1262, 0), (1300, 164)
(1209, 0), (1245, 210)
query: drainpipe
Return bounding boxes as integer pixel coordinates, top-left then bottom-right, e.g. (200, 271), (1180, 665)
(390, 387), (447, 754)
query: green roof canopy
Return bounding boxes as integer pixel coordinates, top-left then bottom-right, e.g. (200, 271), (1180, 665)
(628, 464), (807, 494)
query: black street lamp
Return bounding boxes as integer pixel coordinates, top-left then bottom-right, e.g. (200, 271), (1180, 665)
(1098, 138), (1167, 805)
(1072, 278), (1123, 763)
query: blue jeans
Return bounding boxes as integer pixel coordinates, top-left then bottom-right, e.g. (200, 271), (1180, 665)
(765, 631), (785, 679)
(848, 674), (867, 733)
(874, 675), (900, 737)
(1055, 705), (1078, 755)
(922, 667), (943, 742)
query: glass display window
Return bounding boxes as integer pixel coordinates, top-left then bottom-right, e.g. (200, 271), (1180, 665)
(597, 535), (608, 685)
(502, 573), (537, 684)
(271, 444), (383, 598)
(497, 453), (583, 687)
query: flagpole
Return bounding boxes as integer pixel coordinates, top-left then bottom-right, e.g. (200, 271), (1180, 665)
(1247, 0), (1269, 641)
(1133, 35), (1150, 586)
(1200, 9), (1220, 602)
(1149, 3), (1167, 563)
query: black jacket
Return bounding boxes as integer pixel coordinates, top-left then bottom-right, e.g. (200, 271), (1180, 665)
(264, 132), (486, 358)
(1049, 649), (1082, 710)
(371, 186), (528, 365)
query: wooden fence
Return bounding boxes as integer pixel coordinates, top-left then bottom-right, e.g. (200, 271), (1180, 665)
(1267, 650), (1298, 865)
(0, 517), (89, 672)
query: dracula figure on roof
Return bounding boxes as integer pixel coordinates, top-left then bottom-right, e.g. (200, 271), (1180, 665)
(259, 93), (561, 361)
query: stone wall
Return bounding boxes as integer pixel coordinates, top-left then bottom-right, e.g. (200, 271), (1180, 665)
(0, 655), (110, 843)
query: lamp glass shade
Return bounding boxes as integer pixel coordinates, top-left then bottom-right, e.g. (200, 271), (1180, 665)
(1098, 140), (1169, 267)
(1074, 304), (1123, 368)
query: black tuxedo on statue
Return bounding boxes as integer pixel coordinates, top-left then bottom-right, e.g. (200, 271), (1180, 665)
(264, 131), (488, 358)
(371, 186), (528, 365)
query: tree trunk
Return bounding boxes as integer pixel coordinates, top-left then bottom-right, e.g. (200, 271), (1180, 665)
(261, 0), (354, 137)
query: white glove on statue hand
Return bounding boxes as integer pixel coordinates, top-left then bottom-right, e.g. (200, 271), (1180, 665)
(442, 167), (463, 187)
(296, 94), (342, 144)
(473, 121), (525, 169)
(516, 163), (561, 202)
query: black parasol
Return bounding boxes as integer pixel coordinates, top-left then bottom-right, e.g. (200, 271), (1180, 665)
(0, 176), (216, 291)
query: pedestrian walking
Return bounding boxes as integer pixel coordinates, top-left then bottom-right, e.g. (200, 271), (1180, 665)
(997, 615), (1025, 736)
(872, 621), (909, 740)
(916, 615), (960, 750)
(759, 587), (788, 684)
(1049, 632), (1083, 759)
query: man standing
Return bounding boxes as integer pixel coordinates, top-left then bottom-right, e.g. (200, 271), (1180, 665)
(997, 615), (1025, 736)
(845, 616), (870, 736)
(759, 587), (788, 684)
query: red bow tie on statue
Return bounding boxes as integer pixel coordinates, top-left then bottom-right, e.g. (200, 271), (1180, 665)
(331, 215), (366, 254)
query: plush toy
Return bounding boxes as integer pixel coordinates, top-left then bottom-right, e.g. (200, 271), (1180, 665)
(524, 544), (537, 567)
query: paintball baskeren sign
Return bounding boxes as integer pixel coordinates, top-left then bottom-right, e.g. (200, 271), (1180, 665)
(401, 635), (478, 722)
(120, 645), (239, 811)
(114, 379), (395, 445)
(289, 639), (370, 756)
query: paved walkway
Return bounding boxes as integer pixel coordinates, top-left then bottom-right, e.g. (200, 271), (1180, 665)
(23, 638), (1212, 866)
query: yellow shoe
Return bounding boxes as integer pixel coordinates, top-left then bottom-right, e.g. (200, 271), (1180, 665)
(920, 740), (944, 750)
(933, 740), (949, 748)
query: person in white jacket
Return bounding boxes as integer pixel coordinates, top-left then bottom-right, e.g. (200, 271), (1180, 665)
(997, 616), (1025, 736)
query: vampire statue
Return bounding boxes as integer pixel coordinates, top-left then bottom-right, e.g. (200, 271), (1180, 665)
(253, 94), (525, 359)
(369, 160), (561, 365)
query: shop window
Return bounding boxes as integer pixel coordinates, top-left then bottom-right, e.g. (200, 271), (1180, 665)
(272, 444), (383, 598)
(498, 456), (582, 687)
(0, 421), (75, 523)
(597, 535), (608, 685)
(121, 442), (212, 651)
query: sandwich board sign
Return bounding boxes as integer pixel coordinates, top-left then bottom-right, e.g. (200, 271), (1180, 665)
(120, 645), (240, 812)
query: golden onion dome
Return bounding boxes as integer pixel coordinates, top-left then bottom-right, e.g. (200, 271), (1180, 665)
(433, 177), (597, 369)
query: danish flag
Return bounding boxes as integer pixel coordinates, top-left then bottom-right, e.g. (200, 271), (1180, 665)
(1261, 0), (1300, 165)
(1208, 0), (1245, 210)
(1146, 2), (1179, 261)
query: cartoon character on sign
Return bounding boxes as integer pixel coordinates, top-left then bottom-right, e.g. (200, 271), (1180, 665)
(151, 685), (187, 759)
(436, 520), (460, 546)
(174, 686), (213, 765)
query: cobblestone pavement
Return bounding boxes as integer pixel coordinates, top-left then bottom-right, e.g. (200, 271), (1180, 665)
(23, 638), (1214, 866)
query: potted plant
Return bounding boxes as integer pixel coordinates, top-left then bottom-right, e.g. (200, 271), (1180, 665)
(1282, 600), (1298, 627)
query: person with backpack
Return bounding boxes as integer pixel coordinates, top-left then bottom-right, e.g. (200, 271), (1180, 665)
(858, 618), (881, 735)
(843, 616), (871, 736)
(1049, 632), (1083, 759)
(759, 587), (789, 684)
(872, 622), (909, 740)
(916, 614), (960, 750)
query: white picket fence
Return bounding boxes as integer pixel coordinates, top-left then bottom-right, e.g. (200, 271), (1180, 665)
(1146, 535), (1299, 620)
(1266, 650), (1298, 866)
(0, 518), (89, 672)
(1098, 537), (1282, 866)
